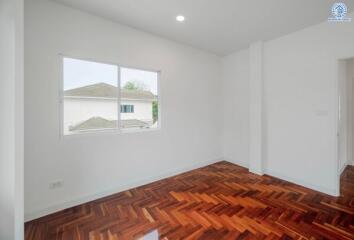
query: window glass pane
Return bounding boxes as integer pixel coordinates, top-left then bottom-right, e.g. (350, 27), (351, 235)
(120, 67), (159, 130)
(63, 57), (118, 134)
(120, 105), (133, 113)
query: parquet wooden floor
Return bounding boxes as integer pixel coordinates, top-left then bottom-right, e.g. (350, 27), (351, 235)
(25, 162), (354, 240)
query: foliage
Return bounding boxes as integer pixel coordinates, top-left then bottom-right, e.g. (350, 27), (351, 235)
(123, 81), (147, 91)
(152, 101), (158, 123)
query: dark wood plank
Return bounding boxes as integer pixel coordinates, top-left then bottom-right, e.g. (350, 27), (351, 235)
(25, 162), (354, 240)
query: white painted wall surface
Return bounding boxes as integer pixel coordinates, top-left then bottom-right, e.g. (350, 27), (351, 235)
(25, 0), (222, 220)
(263, 16), (354, 195)
(249, 42), (264, 175)
(221, 49), (249, 168)
(222, 13), (354, 195)
(0, 2), (16, 237)
(0, 0), (24, 239)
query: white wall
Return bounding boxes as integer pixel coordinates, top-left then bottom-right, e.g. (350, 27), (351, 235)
(0, 0), (24, 239)
(221, 49), (249, 168)
(263, 16), (354, 195)
(222, 13), (354, 196)
(25, 0), (222, 220)
(249, 42), (264, 175)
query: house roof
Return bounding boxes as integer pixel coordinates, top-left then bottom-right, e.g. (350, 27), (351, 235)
(69, 116), (149, 131)
(64, 82), (156, 100)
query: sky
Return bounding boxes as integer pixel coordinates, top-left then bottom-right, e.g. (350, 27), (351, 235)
(63, 57), (158, 95)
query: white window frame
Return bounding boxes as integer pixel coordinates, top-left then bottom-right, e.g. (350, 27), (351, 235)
(59, 54), (161, 137)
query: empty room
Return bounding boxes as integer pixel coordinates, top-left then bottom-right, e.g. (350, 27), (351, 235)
(1, 0), (354, 239)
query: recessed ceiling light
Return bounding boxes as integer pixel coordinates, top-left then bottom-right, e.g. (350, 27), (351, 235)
(176, 15), (185, 22)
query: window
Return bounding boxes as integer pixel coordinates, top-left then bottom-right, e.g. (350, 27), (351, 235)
(62, 57), (160, 135)
(120, 105), (134, 113)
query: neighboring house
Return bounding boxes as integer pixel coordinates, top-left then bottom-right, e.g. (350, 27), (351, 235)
(63, 82), (156, 133)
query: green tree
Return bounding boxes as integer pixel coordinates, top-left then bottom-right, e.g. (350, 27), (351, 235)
(152, 101), (158, 123)
(123, 81), (147, 91)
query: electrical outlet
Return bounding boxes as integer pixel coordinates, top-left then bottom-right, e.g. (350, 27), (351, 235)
(49, 180), (63, 189)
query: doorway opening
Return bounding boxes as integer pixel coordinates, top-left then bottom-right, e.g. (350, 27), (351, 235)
(337, 58), (354, 197)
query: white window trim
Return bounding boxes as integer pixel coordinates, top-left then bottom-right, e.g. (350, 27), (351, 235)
(58, 54), (161, 138)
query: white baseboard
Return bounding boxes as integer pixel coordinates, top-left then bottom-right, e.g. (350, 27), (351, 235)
(222, 157), (249, 169)
(25, 157), (223, 222)
(249, 168), (264, 176)
(26, 158), (340, 221)
(264, 169), (338, 197)
(339, 163), (348, 175)
(222, 158), (337, 196)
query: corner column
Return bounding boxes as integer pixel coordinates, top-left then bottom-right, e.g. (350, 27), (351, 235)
(249, 41), (264, 175)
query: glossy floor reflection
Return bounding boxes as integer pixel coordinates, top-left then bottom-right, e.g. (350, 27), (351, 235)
(138, 230), (159, 240)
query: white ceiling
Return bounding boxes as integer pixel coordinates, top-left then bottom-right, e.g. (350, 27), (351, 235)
(54, 0), (354, 56)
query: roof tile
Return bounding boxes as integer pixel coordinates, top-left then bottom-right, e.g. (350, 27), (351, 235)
(64, 82), (156, 100)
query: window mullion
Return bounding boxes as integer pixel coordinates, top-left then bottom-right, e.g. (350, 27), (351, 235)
(117, 65), (121, 132)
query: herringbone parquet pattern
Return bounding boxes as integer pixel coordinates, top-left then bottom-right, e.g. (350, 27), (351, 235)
(25, 162), (354, 240)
